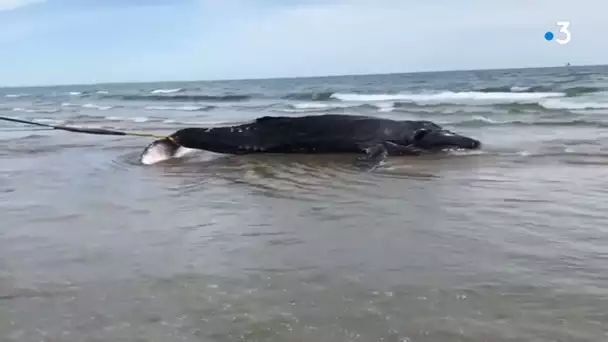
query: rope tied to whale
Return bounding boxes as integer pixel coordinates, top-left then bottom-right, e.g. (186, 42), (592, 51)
(0, 116), (179, 144)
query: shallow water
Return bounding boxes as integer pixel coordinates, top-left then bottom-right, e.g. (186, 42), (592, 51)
(2, 66), (608, 341)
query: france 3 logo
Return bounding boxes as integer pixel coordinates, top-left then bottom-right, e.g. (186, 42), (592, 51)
(544, 21), (571, 45)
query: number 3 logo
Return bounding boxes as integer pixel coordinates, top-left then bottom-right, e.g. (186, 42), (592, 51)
(556, 21), (571, 45)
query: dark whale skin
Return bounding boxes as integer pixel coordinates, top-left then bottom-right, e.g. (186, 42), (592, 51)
(167, 114), (481, 156)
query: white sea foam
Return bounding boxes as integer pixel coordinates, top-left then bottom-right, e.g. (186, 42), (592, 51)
(539, 99), (608, 110)
(518, 151), (532, 157)
(146, 106), (175, 111)
(292, 102), (372, 110)
(145, 105), (206, 111)
(68, 91), (82, 96)
(150, 88), (183, 94)
(12, 107), (59, 114)
(331, 91), (565, 105)
(471, 115), (498, 123)
(5, 94), (25, 98)
(375, 102), (395, 112)
(33, 118), (63, 124)
(131, 117), (149, 123)
(510, 86), (531, 92)
(82, 103), (113, 110)
(293, 103), (334, 109)
(178, 105), (207, 111)
(447, 149), (487, 156)
(96, 91), (109, 94)
(12, 107), (33, 113)
(280, 102), (365, 113)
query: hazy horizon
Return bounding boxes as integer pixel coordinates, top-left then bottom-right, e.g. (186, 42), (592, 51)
(1, 0), (605, 87)
(2, 64), (606, 90)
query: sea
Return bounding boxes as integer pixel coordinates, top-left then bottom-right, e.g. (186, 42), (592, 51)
(1, 65), (608, 342)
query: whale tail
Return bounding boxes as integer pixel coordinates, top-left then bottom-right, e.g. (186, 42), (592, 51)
(139, 137), (196, 165)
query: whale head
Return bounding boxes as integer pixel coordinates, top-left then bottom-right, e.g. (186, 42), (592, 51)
(409, 122), (481, 151)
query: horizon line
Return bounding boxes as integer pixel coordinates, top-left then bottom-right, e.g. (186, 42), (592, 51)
(2, 63), (606, 89)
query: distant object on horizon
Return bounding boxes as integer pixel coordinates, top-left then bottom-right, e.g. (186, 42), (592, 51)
(566, 62), (571, 66)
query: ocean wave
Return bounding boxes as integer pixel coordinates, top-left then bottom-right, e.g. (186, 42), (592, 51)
(82, 103), (113, 110)
(331, 91), (565, 105)
(0, 134), (51, 143)
(66, 114), (227, 127)
(293, 102), (375, 110)
(12, 107), (60, 114)
(476, 86), (548, 93)
(275, 95), (607, 113)
(475, 85), (602, 96)
(539, 99), (608, 110)
(5, 114), (220, 128)
(563, 86), (604, 96)
(492, 103), (551, 111)
(449, 116), (608, 128)
(84, 115), (151, 124)
(103, 94), (251, 102)
(60, 102), (113, 110)
(282, 91), (335, 101)
(389, 99), (608, 112)
(32, 118), (65, 124)
(511, 150), (608, 162)
(276, 102), (377, 113)
(144, 105), (215, 111)
(150, 88), (183, 94)
(291, 103), (334, 110)
(57, 116), (157, 128)
(4, 94), (26, 98)
(104, 116), (123, 121)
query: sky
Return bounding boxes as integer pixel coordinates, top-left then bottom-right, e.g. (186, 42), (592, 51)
(0, 0), (605, 86)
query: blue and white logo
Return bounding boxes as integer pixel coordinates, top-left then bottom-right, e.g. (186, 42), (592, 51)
(544, 21), (571, 45)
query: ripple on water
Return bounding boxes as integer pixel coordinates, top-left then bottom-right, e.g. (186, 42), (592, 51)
(5, 271), (605, 342)
(132, 152), (456, 203)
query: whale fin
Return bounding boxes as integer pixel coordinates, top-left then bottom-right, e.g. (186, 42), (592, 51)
(355, 141), (423, 171)
(355, 142), (389, 171)
(382, 141), (424, 156)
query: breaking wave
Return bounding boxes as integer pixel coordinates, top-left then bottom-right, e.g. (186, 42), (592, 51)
(103, 94), (252, 102)
(150, 88), (183, 94)
(144, 105), (215, 111)
(330, 91), (565, 104)
(282, 91), (336, 101)
(539, 99), (608, 110)
(449, 116), (608, 128)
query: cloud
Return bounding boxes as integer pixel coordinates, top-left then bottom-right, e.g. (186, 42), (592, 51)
(0, 0), (44, 11)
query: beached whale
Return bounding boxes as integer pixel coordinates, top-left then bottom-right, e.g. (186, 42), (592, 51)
(139, 114), (482, 167)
